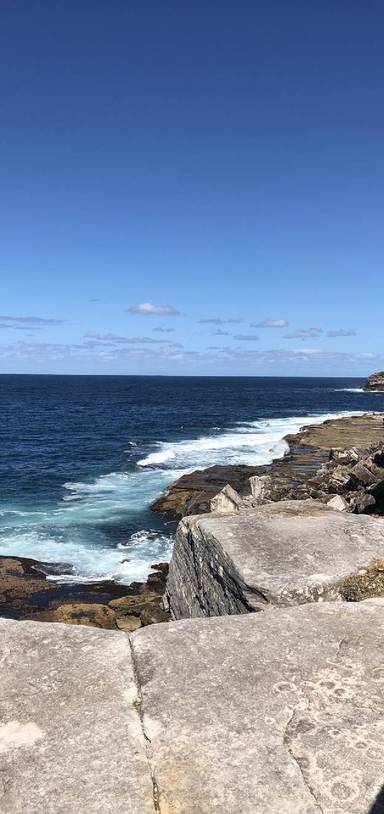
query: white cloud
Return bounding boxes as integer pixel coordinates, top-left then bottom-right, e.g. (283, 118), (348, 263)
(0, 340), (382, 375)
(127, 302), (180, 316)
(284, 328), (323, 340)
(84, 331), (172, 345)
(326, 329), (356, 337)
(153, 326), (174, 333)
(0, 314), (64, 325)
(233, 334), (260, 341)
(251, 319), (288, 328)
(199, 317), (242, 325)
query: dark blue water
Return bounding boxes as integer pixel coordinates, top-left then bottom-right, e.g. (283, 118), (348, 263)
(0, 375), (382, 583)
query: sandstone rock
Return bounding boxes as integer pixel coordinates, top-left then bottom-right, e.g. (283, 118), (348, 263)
(140, 605), (171, 626)
(115, 614), (142, 631)
(363, 371), (384, 391)
(249, 473), (273, 503)
(42, 602), (117, 628)
(328, 465), (355, 493)
(350, 460), (378, 486)
(165, 500), (384, 619)
(210, 483), (243, 514)
(151, 464), (262, 519)
(0, 618), (154, 813)
(348, 492), (376, 514)
(108, 590), (160, 610)
(329, 446), (360, 464)
(327, 494), (349, 511)
(0, 556), (170, 630)
(132, 598), (384, 814)
(152, 414), (384, 520)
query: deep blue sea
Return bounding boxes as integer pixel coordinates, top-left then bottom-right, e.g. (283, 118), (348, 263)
(0, 375), (382, 584)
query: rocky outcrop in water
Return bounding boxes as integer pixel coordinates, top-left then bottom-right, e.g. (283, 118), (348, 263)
(0, 556), (170, 629)
(363, 371), (384, 391)
(152, 413), (384, 519)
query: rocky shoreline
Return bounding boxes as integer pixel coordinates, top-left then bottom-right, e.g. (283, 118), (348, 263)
(0, 555), (170, 630)
(2, 411), (384, 631)
(151, 412), (384, 519)
(3, 410), (384, 813)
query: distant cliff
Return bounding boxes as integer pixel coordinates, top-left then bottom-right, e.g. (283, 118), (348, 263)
(364, 371), (384, 391)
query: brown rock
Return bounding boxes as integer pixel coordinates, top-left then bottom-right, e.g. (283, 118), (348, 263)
(116, 615), (142, 632)
(151, 464), (262, 519)
(109, 590), (160, 610)
(139, 605), (171, 626)
(37, 603), (117, 629)
(0, 556), (170, 630)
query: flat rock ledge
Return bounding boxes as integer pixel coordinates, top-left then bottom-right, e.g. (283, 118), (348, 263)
(2, 601), (384, 813)
(165, 500), (384, 618)
(152, 413), (384, 519)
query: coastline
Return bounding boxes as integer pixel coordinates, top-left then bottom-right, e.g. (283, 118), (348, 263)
(1, 410), (383, 630)
(151, 412), (384, 519)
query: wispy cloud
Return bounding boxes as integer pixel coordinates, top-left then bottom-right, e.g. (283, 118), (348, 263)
(233, 334), (260, 341)
(284, 328), (323, 340)
(326, 328), (356, 337)
(127, 302), (180, 316)
(251, 318), (288, 328)
(0, 340), (380, 374)
(0, 315), (65, 325)
(199, 318), (242, 325)
(213, 328), (229, 336)
(84, 331), (173, 345)
(153, 326), (174, 333)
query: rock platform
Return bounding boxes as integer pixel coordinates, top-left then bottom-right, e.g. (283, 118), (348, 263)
(0, 556), (170, 630)
(2, 600), (384, 813)
(152, 413), (384, 519)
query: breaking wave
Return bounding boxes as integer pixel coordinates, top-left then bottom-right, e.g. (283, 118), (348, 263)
(0, 408), (367, 584)
(137, 411), (364, 471)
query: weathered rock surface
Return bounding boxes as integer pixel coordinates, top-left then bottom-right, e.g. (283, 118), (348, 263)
(152, 413), (384, 519)
(2, 600), (384, 813)
(364, 371), (384, 391)
(0, 618), (154, 814)
(165, 500), (384, 619)
(209, 483), (243, 514)
(132, 598), (384, 814)
(0, 556), (170, 630)
(151, 463), (261, 518)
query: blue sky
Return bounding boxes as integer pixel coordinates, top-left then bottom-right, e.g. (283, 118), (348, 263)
(0, 0), (383, 375)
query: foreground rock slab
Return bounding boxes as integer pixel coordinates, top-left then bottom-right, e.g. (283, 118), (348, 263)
(132, 599), (384, 814)
(0, 619), (154, 814)
(166, 500), (384, 618)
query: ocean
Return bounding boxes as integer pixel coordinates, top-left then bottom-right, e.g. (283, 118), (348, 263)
(0, 374), (382, 585)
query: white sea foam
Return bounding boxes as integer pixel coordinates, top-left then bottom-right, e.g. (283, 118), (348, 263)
(0, 408), (368, 584)
(137, 411), (365, 471)
(0, 527), (173, 584)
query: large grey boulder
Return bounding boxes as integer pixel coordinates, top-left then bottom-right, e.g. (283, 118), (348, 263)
(0, 619), (154, 814)
(132, 599), (384, 814)
(165, 500), (384, 618)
